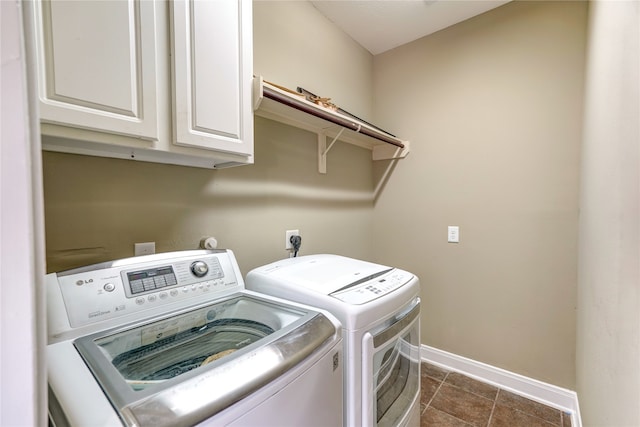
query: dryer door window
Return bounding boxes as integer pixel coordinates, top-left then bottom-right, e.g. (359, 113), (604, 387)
(369, 299), (421, 427)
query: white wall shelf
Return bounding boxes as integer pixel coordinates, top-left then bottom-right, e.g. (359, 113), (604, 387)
(253, 76), (410, 173)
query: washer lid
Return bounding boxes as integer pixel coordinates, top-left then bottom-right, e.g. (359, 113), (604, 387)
(263, 255), (392, 295)
(73, 293), (339, 427)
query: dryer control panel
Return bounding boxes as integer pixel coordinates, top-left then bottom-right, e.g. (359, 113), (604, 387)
(330, 269), (414, 305)
(48, 250), (242, 331)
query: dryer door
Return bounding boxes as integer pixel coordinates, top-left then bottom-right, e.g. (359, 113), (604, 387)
(74, 294), (338, 426)
(363, 298), (421, 427)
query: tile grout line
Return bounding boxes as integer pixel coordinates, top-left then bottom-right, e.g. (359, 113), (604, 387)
(494, 390), (564, 427)
(486, 388), (500, 427)
(423, 372), (476, 427)
(426, 372), (488, 427)
(425, 371), (449, 408)
(446, 379), (500, 402)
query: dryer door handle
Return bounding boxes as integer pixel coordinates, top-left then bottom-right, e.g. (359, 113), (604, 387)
(372, 298), (420, 348)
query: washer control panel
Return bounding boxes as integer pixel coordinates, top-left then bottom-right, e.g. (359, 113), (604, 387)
(121, 257), (224, 298)
(53, 251), (241, 328)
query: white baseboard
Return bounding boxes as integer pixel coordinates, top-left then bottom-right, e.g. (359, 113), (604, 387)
(421, 345), (582, 427)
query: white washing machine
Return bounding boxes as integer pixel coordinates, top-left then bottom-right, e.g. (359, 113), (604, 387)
(46, 250), (344, 427)
(245, 254), (421, 427)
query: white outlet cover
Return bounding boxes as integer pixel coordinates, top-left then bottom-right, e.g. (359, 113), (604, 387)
(285, 230), (299, 250)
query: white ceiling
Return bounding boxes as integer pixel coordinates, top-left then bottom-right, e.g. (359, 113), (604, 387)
(310, 0), (512, 55)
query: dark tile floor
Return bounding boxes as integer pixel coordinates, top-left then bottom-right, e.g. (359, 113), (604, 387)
(420, 362), (573, 427)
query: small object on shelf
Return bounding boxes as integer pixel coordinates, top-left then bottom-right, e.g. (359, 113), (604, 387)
(309, 96), (338, 111)
(297, 86), (396, 137)
(264, 80), (306, 99)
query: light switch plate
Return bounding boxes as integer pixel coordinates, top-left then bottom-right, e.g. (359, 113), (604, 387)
(448, 226), (459, 243)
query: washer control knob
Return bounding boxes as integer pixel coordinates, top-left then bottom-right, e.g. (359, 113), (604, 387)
(190, 261), (209, 277)
(103, 283), (115, 292)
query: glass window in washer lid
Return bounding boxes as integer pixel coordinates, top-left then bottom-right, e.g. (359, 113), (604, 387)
(78, 295), (302, 390)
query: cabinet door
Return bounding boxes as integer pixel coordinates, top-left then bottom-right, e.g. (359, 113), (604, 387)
(171, 0), (253, 157)
(33, 0), (158, 140)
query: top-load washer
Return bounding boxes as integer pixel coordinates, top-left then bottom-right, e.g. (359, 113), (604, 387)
(46, 250), (344, 427)
(245, 254), (421, 427)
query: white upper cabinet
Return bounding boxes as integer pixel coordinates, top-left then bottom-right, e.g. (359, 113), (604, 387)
(33, 0), (158, 140)
(171, 0), (253, 156)
(27, 0), (254, 169)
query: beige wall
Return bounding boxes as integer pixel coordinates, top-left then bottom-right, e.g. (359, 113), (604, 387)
(372, 1), (588, 388)
(577, 1), (640, 425)
(43, 117), (375, 274)
(44, 1), (377, 274)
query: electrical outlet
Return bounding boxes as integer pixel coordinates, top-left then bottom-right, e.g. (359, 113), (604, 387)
(285, 230), (300, 250)
(135, 242), (156, 256)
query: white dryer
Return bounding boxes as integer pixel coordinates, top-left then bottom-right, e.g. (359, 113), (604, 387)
(46, 250), (344, 427)
(246, 254), (421, 427)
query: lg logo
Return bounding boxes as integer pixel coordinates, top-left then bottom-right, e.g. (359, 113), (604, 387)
(75, 278), (94, 286)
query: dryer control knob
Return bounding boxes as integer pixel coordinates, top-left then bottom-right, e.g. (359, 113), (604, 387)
(190, 261), (209, 277)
